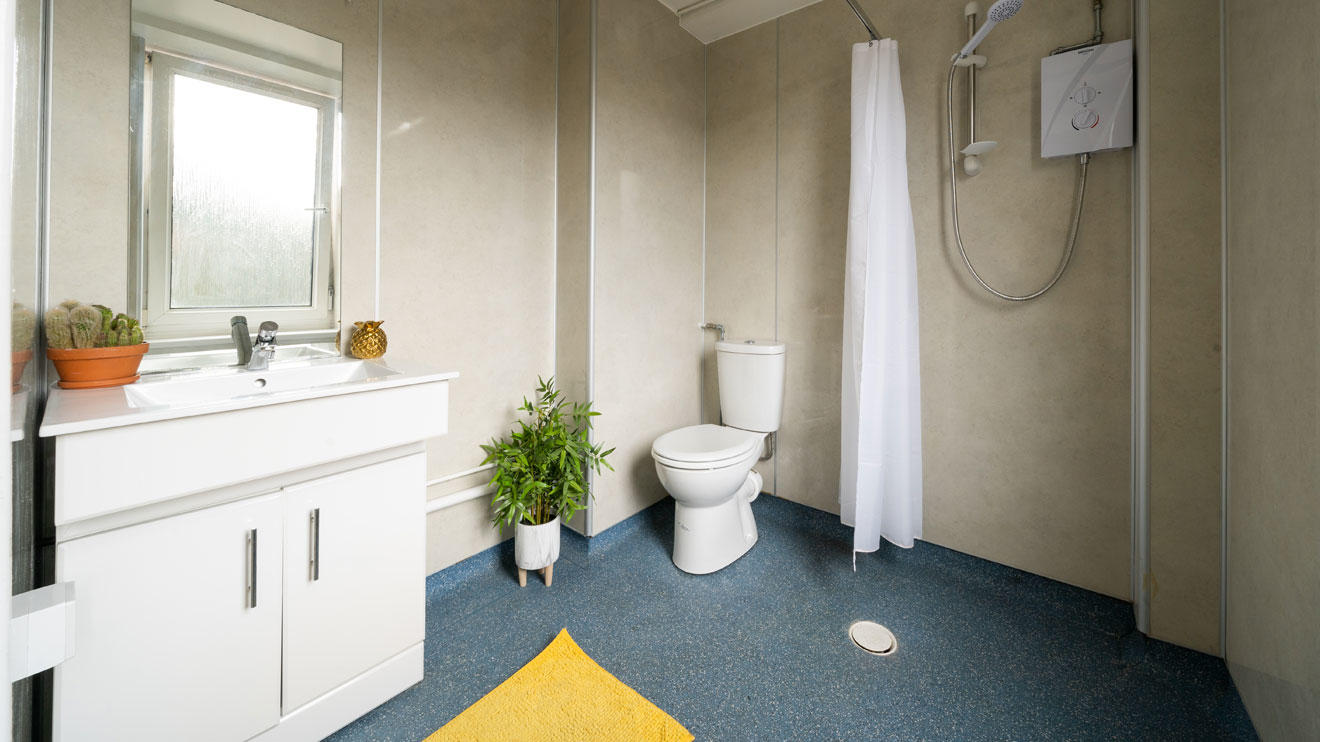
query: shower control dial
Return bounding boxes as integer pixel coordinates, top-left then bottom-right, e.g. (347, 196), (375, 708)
(1071, 109), (1100, 130)
(1072, 84), (1098, 105)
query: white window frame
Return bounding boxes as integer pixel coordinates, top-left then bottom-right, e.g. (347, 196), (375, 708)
(141, 51), (338, 340)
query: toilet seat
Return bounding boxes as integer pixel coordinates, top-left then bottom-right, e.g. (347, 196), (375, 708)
(651, 424), (762, 470)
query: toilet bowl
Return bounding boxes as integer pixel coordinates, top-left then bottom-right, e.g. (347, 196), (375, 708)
(652, 424), (764, 574)
(651, 337), (786, 575)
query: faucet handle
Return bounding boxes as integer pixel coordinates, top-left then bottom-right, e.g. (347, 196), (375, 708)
(256, 321), (278, 342)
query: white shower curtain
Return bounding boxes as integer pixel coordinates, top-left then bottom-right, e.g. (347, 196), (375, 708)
(839, 39), (922, 558)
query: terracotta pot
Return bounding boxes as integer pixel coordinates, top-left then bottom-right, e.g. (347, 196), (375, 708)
(47, 344), (149, 389)
(11, 348), (32, 393)
(514, 516), (561, 571)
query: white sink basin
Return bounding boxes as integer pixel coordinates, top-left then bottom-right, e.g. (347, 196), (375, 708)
(125, 359), (398, 408)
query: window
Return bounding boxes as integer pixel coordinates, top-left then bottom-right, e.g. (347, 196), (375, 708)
(139, 52), (337, 339)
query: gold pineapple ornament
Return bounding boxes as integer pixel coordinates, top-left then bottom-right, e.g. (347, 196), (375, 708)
(349, 320), (388, 359)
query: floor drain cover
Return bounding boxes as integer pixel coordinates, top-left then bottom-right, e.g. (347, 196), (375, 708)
(849, 621), (896, 655)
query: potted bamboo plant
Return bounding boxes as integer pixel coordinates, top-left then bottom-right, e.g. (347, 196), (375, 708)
(481, 377), (613, 587)
(44, 300), (147, 389)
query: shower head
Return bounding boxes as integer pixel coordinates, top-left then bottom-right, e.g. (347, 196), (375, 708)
(986, 0), (1023, 22)
(957, 0), (1024, 58)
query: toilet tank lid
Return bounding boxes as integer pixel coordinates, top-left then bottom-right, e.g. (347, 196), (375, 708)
(716, 339), (785, 356)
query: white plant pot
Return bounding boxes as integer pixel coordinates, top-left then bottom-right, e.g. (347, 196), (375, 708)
(514, 516), (561, 571)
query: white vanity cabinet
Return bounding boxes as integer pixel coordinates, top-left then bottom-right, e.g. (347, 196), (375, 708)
(40, 363), (455, 742)
(54, 493), (285, 742)
(53, 452), (427, 742)
(281, 454), (425, 713)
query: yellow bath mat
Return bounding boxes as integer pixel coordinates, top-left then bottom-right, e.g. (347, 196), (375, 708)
(425, 629), (693, 742)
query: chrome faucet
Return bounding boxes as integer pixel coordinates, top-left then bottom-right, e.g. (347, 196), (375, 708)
(247, 321), (279, 371)
(231, 316), (252, 366)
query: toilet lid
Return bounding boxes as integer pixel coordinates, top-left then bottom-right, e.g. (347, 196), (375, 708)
(652, 424), (762, 465)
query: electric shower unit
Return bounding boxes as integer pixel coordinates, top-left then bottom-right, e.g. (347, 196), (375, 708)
(1041, 39), (1134, 158)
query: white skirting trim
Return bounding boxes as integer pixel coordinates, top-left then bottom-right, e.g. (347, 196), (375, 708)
(425, 462), (494, 488)
(425, 483), (492, 514)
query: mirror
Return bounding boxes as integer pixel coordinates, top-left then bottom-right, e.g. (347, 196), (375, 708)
(12, 0), (44, 735)
(130, 0), (342, 341)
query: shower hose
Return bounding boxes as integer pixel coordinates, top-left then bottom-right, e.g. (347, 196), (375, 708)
(944, 62), (1090, 302)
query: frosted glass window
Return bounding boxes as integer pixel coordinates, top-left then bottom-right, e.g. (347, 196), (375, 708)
(169, 75), (320, 308)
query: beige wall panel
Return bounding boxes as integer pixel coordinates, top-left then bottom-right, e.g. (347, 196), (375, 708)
(48, 0), (130, 307)
(704, 23), (778, 491)
(381, 0), (557, 560)
(1146, 0), (1222, 655)
(1224, 0), (1320, 737)
(774, 3), (853, 515)
(706, 0), (1132, 598)
(221, 0), (379, 350)
(890, 0), (1132, 599)
(426, 495), (500, 575)
(591, 0), (706, 533)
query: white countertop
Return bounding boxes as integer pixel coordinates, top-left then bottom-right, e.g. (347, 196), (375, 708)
(41, 356), (458, 438)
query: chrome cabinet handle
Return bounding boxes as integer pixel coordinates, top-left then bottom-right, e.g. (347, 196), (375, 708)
(309, 508), (320, 582)
(245, 528), (258, 609)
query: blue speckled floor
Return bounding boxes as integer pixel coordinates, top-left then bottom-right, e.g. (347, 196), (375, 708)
(329, 495), (1256, 741)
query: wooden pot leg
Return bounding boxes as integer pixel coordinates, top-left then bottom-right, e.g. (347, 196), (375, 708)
(542, 563), (553, 587)
(518, 567), (527, 587)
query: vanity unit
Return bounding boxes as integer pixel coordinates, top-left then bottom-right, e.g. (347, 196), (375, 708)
(40, 358), (456, 741)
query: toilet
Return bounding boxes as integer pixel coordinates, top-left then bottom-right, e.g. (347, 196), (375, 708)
(651, 339), (786, 574)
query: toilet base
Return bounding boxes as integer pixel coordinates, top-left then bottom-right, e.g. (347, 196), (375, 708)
(672, 470), (761, 574)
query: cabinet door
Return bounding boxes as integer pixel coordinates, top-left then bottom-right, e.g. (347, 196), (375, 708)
(54, 493), (283, 742)
(282, 453), (426, 712)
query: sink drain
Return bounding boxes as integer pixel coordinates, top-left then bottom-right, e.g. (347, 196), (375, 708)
(849, 621), (896, 656)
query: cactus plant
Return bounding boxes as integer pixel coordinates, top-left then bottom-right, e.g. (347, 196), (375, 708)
(69, 304), (102, 349)
(103, 314), (143, 347)
(43, 300), (148, 389)
(93, 305), (113, 344)
(11, 303), (35, 351)
(44, 307), (73, 350)
(43, 302), (145, 350)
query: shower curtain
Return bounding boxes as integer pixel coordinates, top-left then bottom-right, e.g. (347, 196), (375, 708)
(839, 39), (923, 560)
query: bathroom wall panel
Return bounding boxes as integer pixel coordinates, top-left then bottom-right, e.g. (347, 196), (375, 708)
(703, 23), (778, 491)
(590, 0), (706, 533)
(1146, 0), (1222, 655)
(222, 0), (380, 356)
(706, 0), (1132, 599)
(895, 0), (1132, 602)
(1224, 0), (1320, 736)
(380, 0), (558, 568)
(48, 0), (131, 307)
(774, 3), (854, 515)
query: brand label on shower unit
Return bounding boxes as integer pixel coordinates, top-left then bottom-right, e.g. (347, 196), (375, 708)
(1041, 38), (1134, 158)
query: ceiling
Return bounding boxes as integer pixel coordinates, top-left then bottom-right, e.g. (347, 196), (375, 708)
(660, 0), (824, 44)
